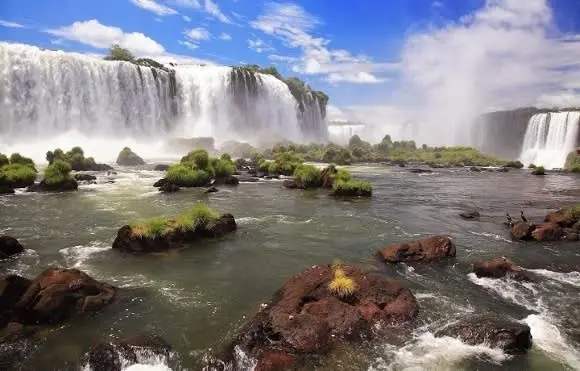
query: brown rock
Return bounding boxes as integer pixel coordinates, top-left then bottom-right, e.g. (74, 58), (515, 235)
(379, 236), (456, 263)
(87, 335), (171, 371)
(473, 257), (531, 281)
(544, 211), (575, 227)
(282, 179), (298, 189)
(532, 223), (563, 241)
(219, 264), (418, 369)
(511, 222), (535, 241)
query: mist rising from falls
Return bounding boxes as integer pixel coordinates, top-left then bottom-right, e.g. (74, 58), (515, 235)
(0, 42), (327, 162)
(518, 112), (580, 169)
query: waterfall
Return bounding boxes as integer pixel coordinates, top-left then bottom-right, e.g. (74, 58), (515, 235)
(519, 112), (580, 169)
(0, 42), (327, 161)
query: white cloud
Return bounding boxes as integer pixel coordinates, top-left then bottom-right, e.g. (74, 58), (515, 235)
(251, 3), (391, 84)
(129, 0), (178, 16)
(182, 15), (191, 22)
(172, 0), (201, 8)
(45, 19), (165, 55)
(179, 40), (198, 50)
(268, 54), (299, 63)
(248, 38), (274, 53)
(0, 20), (25, 28)
(184, 27), (211, 41)
(219, 32), (232, 41)
(204, 0), (231, 23)
(50, 39), (65, 45)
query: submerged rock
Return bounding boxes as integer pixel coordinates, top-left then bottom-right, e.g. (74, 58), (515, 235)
(154, 164), (170, 172)
(408, 168), (432, 174)
(86, 335), (171, 371)
(459, 210), (480, 219)
(0, 186), (15, 194)
(159, 182), (180, 193)
(205, 186), (219, 193)
(282, 179), (298, 189)
(0, 236), (24, 260)
(510, 222), (535, 241)
(213, 264), (418, 369)
(74, 173), (97, 183)
(473, 257), (531, 281)
(378, 236), (456, 264)
(112, 214), (237, 253)
(435, 315), (532, 354)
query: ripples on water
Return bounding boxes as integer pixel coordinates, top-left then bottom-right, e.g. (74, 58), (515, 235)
(1, 166), (579, 370)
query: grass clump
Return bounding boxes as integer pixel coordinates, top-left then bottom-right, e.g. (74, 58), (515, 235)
(332, 179), (372, 197)
(532, 166), (545, 175)
(570, 164), (580, 173)
(43, 159), (74, 185)
(166, 164), (211, 187)
(328, 261), (357, 300)
(0, 154), (37, 188)
(563, 204), (580, 221)
(293, 164), (322, 188)
(130, 203), (221, 239)
(504, 160), (524, 169)
(166, 149), (236, 186)
(46, 147), (109, 171)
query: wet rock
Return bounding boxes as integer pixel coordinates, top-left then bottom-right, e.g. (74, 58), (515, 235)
(216, 264), (418, 369)
(154, 164), (170, 172)
(283, 179), (298, 189)
(473, 257), (531, 281)
(37, 179), (79, 192)
(219, 175), (239, 186)
(0, 236), (24, 260)
(159, 182), (180, 193)
(0, 275), (31, 327)
(459, 210), (480, 219)
(545, 210), (576, 228)
(116, 147), (146, 166)
(87, 335), (171, 371)
(0, 321), (36, 342)
(532, 223), (563, 241)
(236, 176), (260, 183)
(14, 267), (117, 324)
(205, 186), (219, 193)
(112, 214), (237, 253)
(0, 186), (15, 194)
(408, 168), (432, 174)
(435, 315), (532, 354)
(469, 167), (482, 172)
(378, 236), (456, 264)
(74, 174), (97, 182)
(153, 178), (169, 188)
(564, 231), (579, 241)
(496, 167), (509, 173)
(510, 222), (535, 241)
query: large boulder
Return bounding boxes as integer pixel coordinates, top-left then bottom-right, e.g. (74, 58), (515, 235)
(473, 257), (531, 281)
(545, 210), (576, 228)
(510, 222), (535, 241)
(112, 214), (237, 253)
(212, 264), (418, 369)
(532, 223), (563, 241)
(86, 335), (171, 371)
(435, 316), (532, 354)
(0, 236), (24, 259)
(0, 275), (31, 328)
(159, 182), (180, 193)
(116, 147), (146, 166)
(0, 186), (15, 194)
(378, 236), (456, 264)
(74, 173), (97, 183)
(13, 268), (117, 325)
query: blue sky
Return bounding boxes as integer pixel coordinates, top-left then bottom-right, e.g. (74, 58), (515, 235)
(2, 0), (580, 124)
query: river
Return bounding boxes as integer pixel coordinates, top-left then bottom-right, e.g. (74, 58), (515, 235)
(1, 165), (579, 370)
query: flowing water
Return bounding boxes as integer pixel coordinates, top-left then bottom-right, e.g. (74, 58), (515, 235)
(1, 166), (579, 370)
(519, 112), (580, 169)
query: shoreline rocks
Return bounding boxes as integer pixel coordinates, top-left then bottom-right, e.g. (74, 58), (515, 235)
(379, 236), (456, 264)
(212, 264), (418, 370)
(0, 236), (24, 260)
(509, 208), (579, 241)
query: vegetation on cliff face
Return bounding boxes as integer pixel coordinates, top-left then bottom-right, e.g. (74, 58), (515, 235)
(565, 151), (580, 173)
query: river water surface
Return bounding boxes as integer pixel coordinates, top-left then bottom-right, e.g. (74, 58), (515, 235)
(1, 166), (579, 370)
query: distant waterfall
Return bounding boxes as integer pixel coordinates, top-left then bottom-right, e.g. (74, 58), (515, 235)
(0, 42), (327, 153)
(519, 112), (580, 169)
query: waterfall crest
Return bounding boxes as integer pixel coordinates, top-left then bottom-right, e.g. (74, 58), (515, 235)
(0, 42), (327, 159)
(519, 112), (580, 169)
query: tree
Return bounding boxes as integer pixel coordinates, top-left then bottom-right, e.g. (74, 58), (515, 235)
(104, 44), (135, 62)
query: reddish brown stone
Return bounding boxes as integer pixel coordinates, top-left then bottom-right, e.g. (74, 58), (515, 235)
(511, 222), (535, 241)
(255, 350), (296, 371)
(532, 223), (563, 241)
(379, 236), (456, 263)
(544, 211), (574, 227)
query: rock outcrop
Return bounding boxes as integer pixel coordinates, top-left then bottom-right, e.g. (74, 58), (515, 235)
(212, 264), (418, 370)
(26, 179), (78, 192)
(379, 236), (456, 264)
(435, 315), (532, 354)
(86, 335), (171, 371)
(473, 257), (531, 281)
(510, 222), (535, 241)
(116, 147), (146, 166)
(112, 214), (237, 253)
(0, 236), (24, 260)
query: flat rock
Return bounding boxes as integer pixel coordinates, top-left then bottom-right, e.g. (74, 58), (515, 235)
(379, 236), (456, 264)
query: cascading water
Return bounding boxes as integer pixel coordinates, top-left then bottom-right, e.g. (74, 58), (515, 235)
(518, 112), (580, 169)
(0, 42), (327, 161)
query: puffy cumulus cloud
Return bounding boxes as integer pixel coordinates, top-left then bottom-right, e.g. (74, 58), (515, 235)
(129, 0), (177, 16)
(184, 27), (211, 41)
(219, 33), (232, 41)
(251, 3), (393, 84)
(45, 19), (165, 55)
(397, 0), (580, 145)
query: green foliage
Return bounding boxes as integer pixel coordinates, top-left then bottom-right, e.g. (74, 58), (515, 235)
(116, 147), (145, 166)
(104, 44), (135, 62)
(504, 160), (524, 169)
(322, 145), (353, 165)
(563, 204), (580, 220)
(130, 203), (221, 238)
(332, 179), (372, 197)
(43, 159), (73, 185)
(565, 151), (580, 171)
(528, 164), (537, 169)
(532, 166), (545, 175)
(9, 153), (34, 167)
(213, 158), (236, 178)
(0, 153), (9, 167)
(0, 163), (37, 186)
(166, 164), (211, 187)
(182, 149), (210, 170)
(293, 164), (322, 188)
(46, 147), (104, 171)
(570, 164), (580, 173)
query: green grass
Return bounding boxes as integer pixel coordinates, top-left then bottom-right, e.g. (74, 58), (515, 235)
(130, 203), (221, 238)
(0, 163), (37, 186)
(332, 179), (372, 196)
(293, 164), (322, 188)
(570, 164), (580, 173)
(43, 159), (73, 185)
(166, 164), (211, 186)
(334, 169), (352, 183)
(532, 166), (545, 175)
(504, 160), (524, 169)
(563, 205), (580, 220)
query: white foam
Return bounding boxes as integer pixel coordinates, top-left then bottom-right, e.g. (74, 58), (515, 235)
(467, 273), (539, 311)
(371, 332), (509, 371)
(528, 269), (580, 287)
(469, 231), (512, 243)
(59, 241), (110, 268)
(524, 314), (580, 368)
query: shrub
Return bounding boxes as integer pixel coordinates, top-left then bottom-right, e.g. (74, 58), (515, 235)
(563, 204), (580, 221)
(104, 44), (135, 62)
(570, 164), (580, 173)
(532, 166), (545, 175)
(46, 147), (107, 171)
(0, 154), (8, 167)
(166, 164), (211, 187)
(322, 146), (352, 165)
(0, 163), (37, 187)
(328, 262), (356, 299)
(293, 164), (322, 188)
(332, 179), (372, 197)
(504, 160), (524, 169)
(182, 149), (210, 170)
(528, 164), (536, 169)
(116, 147), (145, 166)
(213, 158), (236, 179)
(43, 159), (73, 185)
(9, 153), (34, 167)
